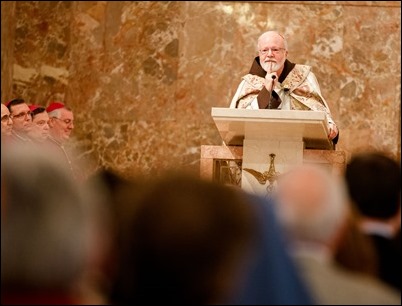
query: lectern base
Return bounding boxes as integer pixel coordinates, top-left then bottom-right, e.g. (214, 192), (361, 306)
(200, 145), (346, 196)
(242, 139), (304, 195)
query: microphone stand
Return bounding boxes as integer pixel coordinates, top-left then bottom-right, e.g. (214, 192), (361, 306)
(268, 75), (276, 109)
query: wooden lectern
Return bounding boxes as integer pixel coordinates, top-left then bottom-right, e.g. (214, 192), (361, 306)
(202, 107), (345, 196)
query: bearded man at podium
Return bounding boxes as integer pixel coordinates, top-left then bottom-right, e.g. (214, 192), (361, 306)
(230, 30), (339, 146)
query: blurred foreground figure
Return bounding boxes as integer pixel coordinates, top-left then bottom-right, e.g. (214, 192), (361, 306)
(109, 173), (258, 304)
(1, 143), (112, 305)
(108, 173), (313, 305)
(345, 152), (401, 290)
(273, 164), (400, 305)
(230, 192), (314, 305)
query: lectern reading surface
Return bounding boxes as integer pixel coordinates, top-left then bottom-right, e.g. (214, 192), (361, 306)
(211, 107), (333, 150)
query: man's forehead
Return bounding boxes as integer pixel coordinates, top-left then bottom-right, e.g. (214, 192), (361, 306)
(260, 34), (283, 45)
(11, 103), (30, 113)
(34, 112), (50, 121)
(59, 108), (74, 117)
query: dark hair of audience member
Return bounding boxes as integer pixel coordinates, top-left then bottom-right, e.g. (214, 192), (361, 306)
(109, 172), (258, 305)
(31, 106), (46, 118)
(345, 151), (400, 219)
(5, 98), (25, 110)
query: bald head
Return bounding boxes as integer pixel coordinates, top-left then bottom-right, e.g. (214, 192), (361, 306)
(1, 103), (8, 114)
(1, 103), (13, 137)
(273, 164), (348, 246)
(257, 31), (288, 51)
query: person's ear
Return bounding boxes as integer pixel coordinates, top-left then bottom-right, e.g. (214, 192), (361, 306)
(48, 118), (56, 128)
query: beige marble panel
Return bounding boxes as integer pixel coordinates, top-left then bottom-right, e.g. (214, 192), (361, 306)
(1, 1), (16, 104)
(2, 1), (400, 178)
(10, 1), (72, 104)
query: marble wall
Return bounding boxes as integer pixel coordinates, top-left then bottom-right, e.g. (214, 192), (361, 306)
(1, 1), (15, 105)
(2, 1), (400, 179)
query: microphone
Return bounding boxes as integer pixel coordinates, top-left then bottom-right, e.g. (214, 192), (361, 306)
(270, 74), (276, 91)
(267, 73), (276, 109)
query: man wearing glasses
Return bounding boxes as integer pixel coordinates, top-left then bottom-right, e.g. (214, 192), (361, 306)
(46, 101), (78, 179)
(47, 102), (75, 144)
(229, 31), (338, 145)
(5, 98), (33, 144)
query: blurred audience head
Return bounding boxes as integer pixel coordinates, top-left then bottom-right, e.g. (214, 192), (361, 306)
(1, 143), (112, 304)
(345, 151), (401, 290)
(273, 164), (349, 252)
(273, 164), (401, 305)
(345, 151), (401, 220)
(109, 172), (258, 305)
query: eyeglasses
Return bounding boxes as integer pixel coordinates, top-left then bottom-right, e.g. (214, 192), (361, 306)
(259, 48), (285, 55)
(12, 111), (32, 119)
(54, 117), (74, 126)
(1, 114), (13, 122)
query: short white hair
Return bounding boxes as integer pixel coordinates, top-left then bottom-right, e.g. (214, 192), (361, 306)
(257, 31), (288, 51)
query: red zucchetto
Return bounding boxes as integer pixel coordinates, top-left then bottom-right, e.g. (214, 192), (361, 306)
(29, 104), (42, 112)
(46, 102), (65, 113)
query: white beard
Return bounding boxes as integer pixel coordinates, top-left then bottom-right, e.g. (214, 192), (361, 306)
(261, 60), (284, 73)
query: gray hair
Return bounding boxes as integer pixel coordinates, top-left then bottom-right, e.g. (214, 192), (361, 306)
(1, 143), (110, 289)
(47, 106), (72, 119)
